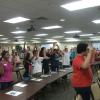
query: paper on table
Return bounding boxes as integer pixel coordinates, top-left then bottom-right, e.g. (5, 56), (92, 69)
(59, 69), (67, 72)
(36, 79), (43, 81)
(31, 78), (37, 81)
(6, 91), (23, 96)
(14, 82), (28, 87)
(51, 72), (57, 74)
(31, 78), (43, 82)
(41, 75), (51, 78)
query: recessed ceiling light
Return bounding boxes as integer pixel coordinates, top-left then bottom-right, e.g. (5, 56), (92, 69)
(64, 30), (82, 34)
(11, 31), (26, 34)
(61, 0), (100, 11)
(41, 25), (62, 29)
(14, 36), (24, 39)
(79, 34), (93, 36)
(60, 19), (65, 21)
(0, 35), (3, 36)
(4, 17), (30, 24)
(34, 34), (48, 37)
(92, 19), (100, 24)
(52, 36), (64, 38)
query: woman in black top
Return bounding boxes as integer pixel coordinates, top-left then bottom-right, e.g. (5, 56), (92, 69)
(23, 52), (31, 77)
(39, 47), (49, 74)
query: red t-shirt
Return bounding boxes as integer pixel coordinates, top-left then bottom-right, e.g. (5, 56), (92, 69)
(71, 54), (93, 87)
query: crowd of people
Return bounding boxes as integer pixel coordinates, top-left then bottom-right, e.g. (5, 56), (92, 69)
(0, 42), (100, 100)
(23, 44), (77, 78)
(0, 43), (77, 90)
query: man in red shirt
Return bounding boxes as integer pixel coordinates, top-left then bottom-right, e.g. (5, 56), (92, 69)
(71, 43), (95, 100)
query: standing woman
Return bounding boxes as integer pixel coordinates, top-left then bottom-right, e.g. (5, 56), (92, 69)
(62, 48), (70, 68)
(23, 52), (31, 78)
(14, 52), (21, 68)
(71, 43), (95, 100)
(39, 47), (49, 74)
(0, 51), (15, 90)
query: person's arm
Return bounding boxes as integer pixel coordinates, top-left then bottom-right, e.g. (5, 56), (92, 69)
(0, 63), (4, 75)
(12, 57), (16, 71)
(81, 48), (95, 69)
(56, 44), (60, 50)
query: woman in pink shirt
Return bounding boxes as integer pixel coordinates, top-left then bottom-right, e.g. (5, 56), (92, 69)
(0, 51), (15, 90)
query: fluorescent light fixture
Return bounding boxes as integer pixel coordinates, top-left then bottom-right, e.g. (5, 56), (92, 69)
(32, 38), (40, 39)
(0, 41), (9, 43)
(14, 36), (24, 39)
(92, 19), (100, 24)
(90, 36), (100, 38)
(11, 31), (26, 34)
(42, 25), (62, 29)
(65, 38), (80, 42)
(4, 17), (30, 24)
(35, 34), (48, 37)
(0, 38), (8, 40)
(45, 39), (57, 42)
(30, 40), (40, 43)
(46, 40), (58, 43)
(0, 35), (3, 36)
(64, 30), (82, 34)
(13, 41), (24, 44)
(32, 40), (40, 43)
(90, 38), (100, 41)
(61, 0), (100, 11)
(79, 34), (93, 36)
(52, 36), (64, 38)
(60, 19), (65, 21)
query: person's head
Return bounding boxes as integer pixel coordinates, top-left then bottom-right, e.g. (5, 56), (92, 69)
(15, 52), (18, 56)
(33, 50), (38, 56)
(27, 46), (30, 51)
(64, 48), (68, 52)
(39, 47), (46, 57)
(77, 42), (88, 56)
(1, 51), (9, 60)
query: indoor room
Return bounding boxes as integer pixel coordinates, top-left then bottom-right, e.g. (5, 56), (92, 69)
(0, 0), (100, 100)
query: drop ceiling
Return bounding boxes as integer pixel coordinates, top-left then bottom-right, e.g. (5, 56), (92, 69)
(0, 0), (100, 43)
